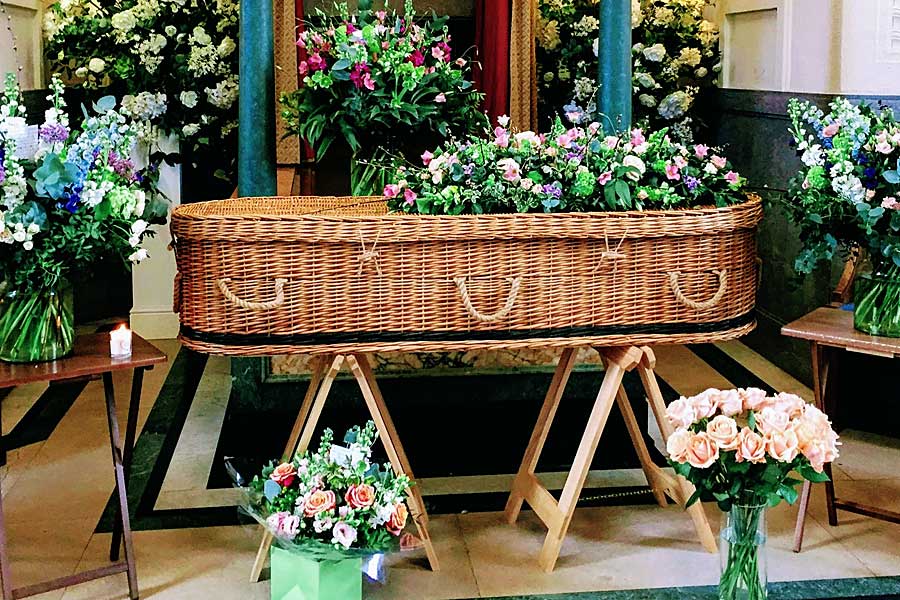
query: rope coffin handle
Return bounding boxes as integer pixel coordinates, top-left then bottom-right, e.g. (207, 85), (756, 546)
(667, 269), (728, 310)
(453, 277), (522, 323)
(217, 278), (287, 311)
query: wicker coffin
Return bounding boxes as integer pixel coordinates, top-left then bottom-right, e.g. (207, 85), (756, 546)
(171, 195), (763, 355)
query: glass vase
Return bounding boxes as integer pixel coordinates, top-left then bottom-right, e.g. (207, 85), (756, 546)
(719, 504), (767, 600)
(854, 261), (900, 337)
(0, 279), (75, 363)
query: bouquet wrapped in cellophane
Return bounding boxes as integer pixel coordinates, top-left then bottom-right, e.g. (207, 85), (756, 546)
(237, 422), (415, 600)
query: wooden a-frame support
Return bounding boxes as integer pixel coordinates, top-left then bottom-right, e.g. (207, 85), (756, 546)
(504, 345), (718, 572)
(249, 353), (439, 583)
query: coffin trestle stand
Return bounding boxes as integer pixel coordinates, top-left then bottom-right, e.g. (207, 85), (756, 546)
(249, 353), (439, 583)
(504, 345), (718, 572)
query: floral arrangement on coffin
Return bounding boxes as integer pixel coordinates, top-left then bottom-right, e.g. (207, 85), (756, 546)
(279, 2), (487, 196)
(786, 98), (900, 336)
(384, 117), (745, 215)
(666, 388), (839, 600)
(43, 0), (239, 163)
(537, 0), (720, 139)
(248, 422), (412, 555)
(0, 74), (166, 362)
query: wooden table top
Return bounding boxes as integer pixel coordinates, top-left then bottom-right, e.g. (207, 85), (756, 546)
(0, 333), (167, 389)
(782, 307), (900, 358)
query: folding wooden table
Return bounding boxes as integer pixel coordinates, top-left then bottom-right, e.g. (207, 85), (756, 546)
(785, 307), (900, 552)
(0, 333), (166, 599)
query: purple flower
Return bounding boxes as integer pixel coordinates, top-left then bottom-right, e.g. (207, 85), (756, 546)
(39, 123), (69, 144)
(684, 176), (699, 191)
(463, 164), (474, 176)
(542, 183), (562, 199)
(108, 152), (135, 179)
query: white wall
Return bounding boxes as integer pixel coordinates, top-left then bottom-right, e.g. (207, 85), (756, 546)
(0, 0), (42, 89)
(720, 0), (900, 95)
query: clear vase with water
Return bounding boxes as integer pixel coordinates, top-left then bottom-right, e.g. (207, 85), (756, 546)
(719, 504), (767, 600)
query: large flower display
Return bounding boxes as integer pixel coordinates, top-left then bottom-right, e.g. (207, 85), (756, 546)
(537, 0), (720, 138)
(43, 0), (239, 157)
(279, 4), (487, 196)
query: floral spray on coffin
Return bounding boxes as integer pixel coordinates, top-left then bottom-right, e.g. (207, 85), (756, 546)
(0, 74), (166, 362)
(239, 423), (415, 600)
(666, 388), (840, 600)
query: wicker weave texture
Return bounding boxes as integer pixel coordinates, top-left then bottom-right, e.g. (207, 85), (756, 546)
(171, 195), (763, 354)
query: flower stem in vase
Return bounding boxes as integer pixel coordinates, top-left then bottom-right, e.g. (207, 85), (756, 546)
(0, 280), (75, 363)
(854, 261), (900, 337)
(719, 504), (767, 600)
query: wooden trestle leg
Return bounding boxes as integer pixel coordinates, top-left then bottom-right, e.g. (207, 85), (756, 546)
(505, 345), (717, 573)
(250, 354), (438, 583)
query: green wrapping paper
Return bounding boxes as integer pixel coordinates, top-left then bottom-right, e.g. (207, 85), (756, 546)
(270, 546), (362, 600)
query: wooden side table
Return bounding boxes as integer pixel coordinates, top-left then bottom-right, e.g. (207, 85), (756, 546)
(0, 333), (166, 599)
(783, 307), (900, 552)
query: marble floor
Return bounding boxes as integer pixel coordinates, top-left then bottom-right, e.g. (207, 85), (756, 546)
(0, 339), (898, 599)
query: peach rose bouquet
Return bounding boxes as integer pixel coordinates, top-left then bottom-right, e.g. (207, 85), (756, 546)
(666, 388), (840, 600)
(244, 421), (413, 559)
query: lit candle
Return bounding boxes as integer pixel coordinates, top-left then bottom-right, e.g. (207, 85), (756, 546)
(110, 324), (132, 358)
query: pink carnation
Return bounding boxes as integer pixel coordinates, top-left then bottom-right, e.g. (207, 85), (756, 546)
(404, 188), (417, 206)
(724, 171), (740, 185)
(694, 144), (709, 158)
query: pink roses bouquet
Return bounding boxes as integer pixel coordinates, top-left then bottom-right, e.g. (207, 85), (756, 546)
(666, 388), (840, 600)
(246, 422), (413, 556)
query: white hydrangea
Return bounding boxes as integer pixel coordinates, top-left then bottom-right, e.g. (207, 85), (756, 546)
(88, 57), (106, 73)
(678, 47), (702, 67)
(634, 72), (656, 88)
(642, 43), (666, 63)
(638, 94), (657, 107)
(217, 36), (236, 57)
(121, 91), (167, 121)
(654, 7), (674, 26)
(573, 15), (599, 37)
(205, 76), (239, 110)
(81, 179), (115, 208)
(573, 77), (596, 102)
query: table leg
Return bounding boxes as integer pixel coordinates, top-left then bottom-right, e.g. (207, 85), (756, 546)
(0, 463), (12, 599)
(111, 368), (144, 562)
(102, 373), (139, 600)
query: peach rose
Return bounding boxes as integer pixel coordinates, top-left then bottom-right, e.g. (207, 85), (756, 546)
(706, 415), (740, 450)
(666, 398), (696, 430)
(387, 502), (409, 536)
(717, 389), (743, 417)
(737, 427), (767, 463)
(739, 388), (769, 412)
(766, 428), (800, 462)
(755, 406), (791, 435)
(345, 484), (376, 509)
(690, 390), (719, 420)
(800, 441), (828, 473)
(666, 428), (692, 462)
(270, 463), (297, 488)
(684, 432), (720, 469)
(771, 393), (806, 418)
(303, 489), (336, 517)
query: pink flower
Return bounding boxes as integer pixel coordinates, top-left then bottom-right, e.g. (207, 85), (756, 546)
(684, 432), (719, 469)
(822, 122), (840, 137)
(665, 163), (681, 181)
(407, 49), (425, 66)
(740, 388), (769, 411)
(766, 427), (800, 462)
(375, 10), (386, 21)
(332, 522), (358, 549)
(707, 415), (741, 450)
(756, 406), (792, 435)
(673, 155), (688, 169)
(596, 171), (612, 185)
(690, 390), (719, 420)
(666, 429), (692, 462)
(724, 171), (740, 185)
(717, 389), (743, 417)
(345, 22), (356, 34)
(711, 155), (727, 169)
(403, 188), (417, 206)
(882, 197), (900, 210)
(308, 53), (326, 72)
(494, 126), (510, 148)
(556, 132), (574, 148)
(694, 144), (709, 158)
(603, 135), (620, 149)
(349, 63), (372, 90)
(737, 428), (767, 463)
(498, 158), (521, 182)
(296, 35), (307, 49)
(431, 41), (452, 62)
(421, 150), (434, 166)
(666, 398), (696, 430)
(435, 93), (446, 103)
(362, 73), (375, 90)
(383, 184), (401, 198)
(630, 128), (645, 146)
(455, 57), (467, 67)
(801, 179), (810, 190)
(298, 61), (308, 76)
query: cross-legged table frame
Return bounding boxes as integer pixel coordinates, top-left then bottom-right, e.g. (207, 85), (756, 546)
(0, 334), (165, 600)
(505, 345), (718, 572)
(249, 353), (439, 582)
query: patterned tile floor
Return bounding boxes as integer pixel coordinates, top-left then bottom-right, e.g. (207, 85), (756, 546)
(0, 339), (898, 599)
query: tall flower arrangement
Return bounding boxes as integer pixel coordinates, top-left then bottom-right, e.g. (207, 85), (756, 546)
(786, 98), (900, 335)
(280, 3), (487, 196)
(666, 388), (839, 600)
(43, 0), (239, 160)
(537, 0), (720, 139)
(385, 117), (745, 215)
(0, 74), (165, 361)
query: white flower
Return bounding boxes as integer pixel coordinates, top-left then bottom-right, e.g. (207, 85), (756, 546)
(678, 47), (702, 67)
(131, 219), (148, 236)
(12, 229), (26, 243)
(111, 10), (137, 33)
(695, 67), (709, 78)
(182, 123), (200, 137)
(634, 72), (656, 88)
(128, 248), (149, 263)
(573, 77), (596, 102)
(699, 20), (719, 46)
(217, 36), (236, 57)
(573, 15), (599, 37)
(654, 8), (674, 25)
(704, 162), (718, 174)
(23, 240), (33, 250)
(631, 0), (643, 27)
(75, 67), (88, 78)
(88, 58), (106, 73)
(165, 25), (177, 37)
(26, 223), (39, 234)
(638, 94), (656, 107)
(622, 155), (646, 180)
(191, 26), (212, 46)
(204, 77), (239, 110)
(179, 91), (198, 108)
(642, 44), (666, 63)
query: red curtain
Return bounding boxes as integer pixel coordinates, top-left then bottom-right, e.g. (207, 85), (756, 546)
(474, 0), (511, 124)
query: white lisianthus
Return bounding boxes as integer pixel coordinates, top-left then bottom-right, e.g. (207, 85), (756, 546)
(131, 219), (148, 236)
(88, 57), (106, 73)
(179, 91), (198, 108)
(128, 248), (149, 263)
(622, 155), (646, 181)
(22, 240), (33, 251)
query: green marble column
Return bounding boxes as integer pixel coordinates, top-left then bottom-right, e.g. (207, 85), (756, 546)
(238, 0), (276, 197)
(598, 0), (632, 132)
